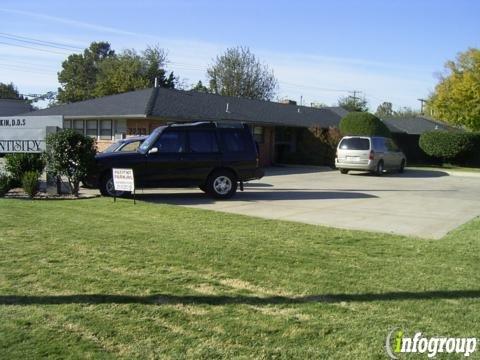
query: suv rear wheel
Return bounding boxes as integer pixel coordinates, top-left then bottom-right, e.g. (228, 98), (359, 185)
(207, 170), (237, 199)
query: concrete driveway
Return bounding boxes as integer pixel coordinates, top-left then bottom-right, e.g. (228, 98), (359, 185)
(135, 166), (480, 239)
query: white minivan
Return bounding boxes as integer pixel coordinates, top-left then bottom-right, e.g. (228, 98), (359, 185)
(335, 136), (406, 175)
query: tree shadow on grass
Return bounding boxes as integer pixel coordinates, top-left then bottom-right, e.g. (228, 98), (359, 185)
(1, 290), (479, 306)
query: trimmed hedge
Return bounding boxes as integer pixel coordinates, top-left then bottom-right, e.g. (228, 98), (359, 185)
(339, 112), (391, 137)
(419, 131), (476, 162)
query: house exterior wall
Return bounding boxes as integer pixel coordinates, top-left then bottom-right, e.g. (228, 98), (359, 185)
(256, 126), (275, 166)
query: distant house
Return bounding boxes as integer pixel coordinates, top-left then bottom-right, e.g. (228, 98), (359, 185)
(381, 116), (460, 163)
(0, 99), (33, 116)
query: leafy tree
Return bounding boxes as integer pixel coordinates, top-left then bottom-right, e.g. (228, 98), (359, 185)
(44, 129), (96, 196)
(94, 47), (176, 97)
(143, 46), (175, 89)
(427, 48), (480, 131)
(207, 46), (278, 100)
(310, 102), (328, 108)
(337, 95), (368, 112)
(393, 107), (421, 118)
(57, 42), (115, 103)
(94, 50), (149, 97)
(0, 82), (26, 100)
(191, 80), (210, 93)
(339, 112), (391, 137)
(375, 102), (394, 118)
(57, 43), (175, 103)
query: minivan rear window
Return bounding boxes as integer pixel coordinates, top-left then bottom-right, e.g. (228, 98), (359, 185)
(339, 138), (370, 150)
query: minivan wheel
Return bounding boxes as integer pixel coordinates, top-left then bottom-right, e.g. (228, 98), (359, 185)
(399, 160), (406, 173)
(375, 161), (384, 176)
(207, 170), (237, 199)
(340, 169), (349, 174)
(99, 173), (125, 197)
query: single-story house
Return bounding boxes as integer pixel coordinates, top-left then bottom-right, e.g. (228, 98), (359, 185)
(21, 87), (455, 166)
(0, 99), (33, 116)
(21, 87), (347, 166)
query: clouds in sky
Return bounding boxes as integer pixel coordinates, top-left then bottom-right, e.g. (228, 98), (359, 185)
(0, 6), (435, 110)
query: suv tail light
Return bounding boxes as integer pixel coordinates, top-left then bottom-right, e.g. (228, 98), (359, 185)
(369, 150), (375, 160)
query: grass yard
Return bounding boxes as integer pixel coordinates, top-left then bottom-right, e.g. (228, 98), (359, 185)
(1, 198), (479, 359)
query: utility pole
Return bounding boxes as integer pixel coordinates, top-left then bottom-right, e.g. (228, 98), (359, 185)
(349, 90), (362, 108)
(417, 98), (427, 115)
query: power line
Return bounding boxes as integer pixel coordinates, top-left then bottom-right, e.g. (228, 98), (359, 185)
(279, 81), (350, 94)
(0, 60), (57, 73)
(0, 40), (70, 55)
(0, 32), (84, 51)
(0, 64), (55, 76)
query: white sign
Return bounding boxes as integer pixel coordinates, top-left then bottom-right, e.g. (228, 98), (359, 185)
(0, 116), (63, 153)
(112, 168), (135, 192)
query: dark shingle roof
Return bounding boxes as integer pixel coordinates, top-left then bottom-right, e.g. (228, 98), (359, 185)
(22, 87), (345, 127)
(20, 88), (153, 117)
(149, 87), (343, 128)
(381, 116), (458, 135)
(0, 99), (33, 116)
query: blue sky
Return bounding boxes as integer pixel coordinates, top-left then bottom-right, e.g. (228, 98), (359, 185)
(0, 0), (479, 110)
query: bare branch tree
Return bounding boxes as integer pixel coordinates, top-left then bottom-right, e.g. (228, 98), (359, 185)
(207, 47), (278, 101)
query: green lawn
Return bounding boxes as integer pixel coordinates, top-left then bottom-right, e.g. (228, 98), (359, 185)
(1, 198), (479, 359)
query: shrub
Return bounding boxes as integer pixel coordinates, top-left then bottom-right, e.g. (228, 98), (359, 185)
(22, 171), (40, 199)
(44, 129), (96, 196)
(4, 153), (45, 187)
(339, 112), (392, 137)
(419, 131), (474, 162)
(0, 173), (12, 197)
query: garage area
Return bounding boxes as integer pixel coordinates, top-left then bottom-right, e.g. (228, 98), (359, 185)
(137, 166), (480, 239)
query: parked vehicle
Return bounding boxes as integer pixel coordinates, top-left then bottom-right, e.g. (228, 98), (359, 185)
(335, 136), (406, 175)
(88, 122), (264, 198)
(102, 136), (147, 153)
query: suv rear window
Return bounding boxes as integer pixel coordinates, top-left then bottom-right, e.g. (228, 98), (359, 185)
(188, 131), (219, 153)
(339, 138), (370, 150)
(221, 130), (247, 152)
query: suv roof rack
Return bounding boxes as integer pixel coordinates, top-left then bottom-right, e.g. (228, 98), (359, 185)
(167, 121), (246, 129)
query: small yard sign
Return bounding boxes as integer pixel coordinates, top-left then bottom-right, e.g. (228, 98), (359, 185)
(112, 168), (135, 192)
